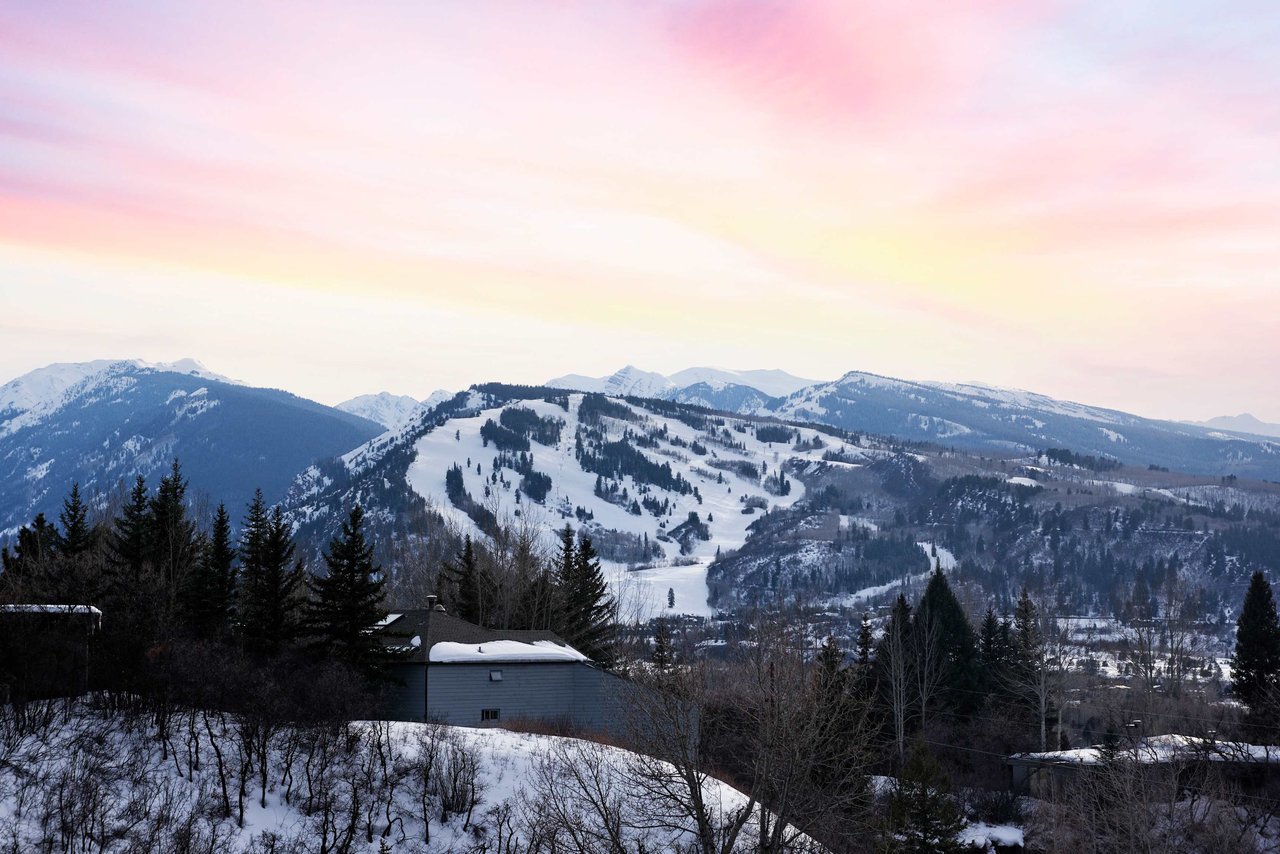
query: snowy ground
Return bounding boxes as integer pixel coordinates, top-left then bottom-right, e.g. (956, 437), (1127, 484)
(0, 710), (822, 853)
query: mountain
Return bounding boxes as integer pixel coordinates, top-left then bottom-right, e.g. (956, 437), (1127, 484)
(547, 365), (674, 398)
(769, 371), (1280, 480)
(0, 360), (384, 535)
(1199, 414), (1280, 440)
(546, 366), (817, 412)
(334, 390), (452, 431)
(283, 382), (895, 616)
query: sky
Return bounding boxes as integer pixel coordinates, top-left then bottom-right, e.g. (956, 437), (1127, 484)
(1, 1), (1278, 421)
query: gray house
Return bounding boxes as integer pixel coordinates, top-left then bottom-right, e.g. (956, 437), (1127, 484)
(376, 599), (627, 734)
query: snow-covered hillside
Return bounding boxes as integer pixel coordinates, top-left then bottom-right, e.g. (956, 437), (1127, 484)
(0, 709), (820, 853)
(400, 394), (868, 618)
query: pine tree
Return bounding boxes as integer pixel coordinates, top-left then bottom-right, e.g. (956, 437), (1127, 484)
(442, 535), (489, 625)
(308, 506), (388, 676)
(887, 742), (968, 854)
(667, 587), (675, 609)
(816, 634), (844, 685)
(186, 503), (236, 638)
(0, 513), (59, 594)
(855, 614), (875, 665)
(915, 567), (979, 712)
(558, 533), (616, 667)
(109, 476), (152, 581)
(1230, 571), (1280, 710)
(651, 617), (673, 672)
(238, 492), (303, 655)
(148, 460), (201, 620)
(56, 482), (94, 556)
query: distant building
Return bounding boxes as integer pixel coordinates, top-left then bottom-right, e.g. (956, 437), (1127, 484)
(0, 604), (102, 703)
(1008, 734), (1280, 799)
(375, 598), (628, 734)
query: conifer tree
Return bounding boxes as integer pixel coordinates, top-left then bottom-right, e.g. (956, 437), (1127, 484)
(56, 482), (93, 557)
(186, 503), (236, 638)
(0, 513), (59, 594)
(442, 535), (489, 625)
(887, 742), (968, 854)
(238, 492), (303, 655)
(857, 613), (874, 667)
(109, 476), (151, 581)
(148, 460), (201, 619)
(1231, 571), (1280, 710)
(914, 568), (979, 712)
(308, 506), (387, 676)
(651, 617), (673, 672)
(558, 533), (616, 667)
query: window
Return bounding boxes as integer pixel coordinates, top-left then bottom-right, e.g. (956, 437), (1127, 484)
(489, 669), (503, 682)
(481, 708), (500, 722)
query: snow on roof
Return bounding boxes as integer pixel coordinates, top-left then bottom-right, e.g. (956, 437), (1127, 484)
(372, 613), (402, 629)
(0, 604), (102, 616)
(429, 639), (590, 664)
(1011, 734), (1280, 766)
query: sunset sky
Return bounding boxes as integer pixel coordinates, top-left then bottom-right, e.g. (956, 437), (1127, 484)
(1, 1), (1277, 421)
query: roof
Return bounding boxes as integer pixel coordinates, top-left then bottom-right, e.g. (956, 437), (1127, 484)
(0, 604), (102, 616)
(374, 608), (586, 664)
(429, 639), (590, 663)
(1010, 734), (1280, 766)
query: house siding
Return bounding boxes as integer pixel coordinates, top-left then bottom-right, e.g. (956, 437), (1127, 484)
(385, 663), (428, 721)
(424, 662), (623, 733)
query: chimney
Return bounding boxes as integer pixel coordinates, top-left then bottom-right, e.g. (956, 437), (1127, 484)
(426, 595), (437, 610)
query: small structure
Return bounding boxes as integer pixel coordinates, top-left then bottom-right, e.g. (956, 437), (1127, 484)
(375, 597), (627, 734)
(1008, 734), (1280, 799)
(0, 604), (102, 703)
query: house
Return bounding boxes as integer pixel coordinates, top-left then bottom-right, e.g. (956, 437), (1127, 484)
(375, 597), (628, 734)
(1008, 734), (1280, 799)
(0, 604), (102, 703)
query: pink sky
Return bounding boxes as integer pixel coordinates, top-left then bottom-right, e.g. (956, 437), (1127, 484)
(1, 1), (1277, 420)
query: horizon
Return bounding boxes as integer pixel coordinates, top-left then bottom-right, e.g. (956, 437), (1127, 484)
(3, 2), (1278, 422)
(2, 355), (1275, 429)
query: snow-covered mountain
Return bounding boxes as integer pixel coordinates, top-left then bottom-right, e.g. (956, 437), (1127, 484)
(1198, 413), (1280, 440)
(335, 389), (453, 430)
(284, 383), (902, 617)
(770, 370), (1280, 480)
(548, 365), (817, 401)
(0, 360), (383, 535)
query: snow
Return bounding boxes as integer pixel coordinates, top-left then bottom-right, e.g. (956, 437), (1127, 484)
(0, 358), (237, 438)
(548, 366), (818, 400)
(336, 392), (423, 429)
(0, 604), (102, 615)
(429, 639), (590, 663)
(1, 710), (810, 853)
(960, 822), (1025, 850)
(1006, 476), (1041, 488)
(614, 558), (716, 620)
(1012, 734), (1280, 766)
(402, 394), (849, 619)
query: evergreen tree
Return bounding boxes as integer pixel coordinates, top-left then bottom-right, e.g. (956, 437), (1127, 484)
(56, 482), (94, 556)
(558, 533), (616, 667)
(978, 605), (1015, 694)
(308, 506), (388, 676)
(914, 568), (979, 712)
(651, 617), (673, 672)
(1230, 571), (1280, 710)
(147, 459), (201, 620)
(238, 492), (303, 655)
(1012, 587), (1043, 676)
(887, 742), (968, 854)
(0, 513), (59, 594)
(185, 503), (236, 638)
(442, 535), (489, 625)
(857, 613), (874, 667)
(816, 634), (844, 684)
(108, 476), (151, 581)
